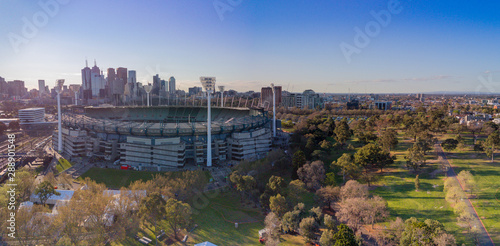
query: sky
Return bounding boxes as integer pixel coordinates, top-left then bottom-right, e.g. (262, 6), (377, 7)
(1, 0), (500, 94)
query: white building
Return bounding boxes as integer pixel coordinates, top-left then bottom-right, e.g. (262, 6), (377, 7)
(18, 108), (45, 124)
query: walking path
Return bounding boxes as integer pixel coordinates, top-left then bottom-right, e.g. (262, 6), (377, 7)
(435, 144), (495, 246)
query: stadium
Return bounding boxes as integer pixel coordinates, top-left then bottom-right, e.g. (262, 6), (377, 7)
(53, 106), (273, 169)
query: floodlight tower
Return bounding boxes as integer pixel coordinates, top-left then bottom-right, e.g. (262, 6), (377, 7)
(271, 83), (276, 138)
(201, 77), (216, 167)
(144, 84), (152, 107)
(55, 79), (65, 153)
(218, 86), (225, 107)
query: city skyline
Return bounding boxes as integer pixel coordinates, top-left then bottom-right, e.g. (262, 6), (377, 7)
(1, 0), (500, 93)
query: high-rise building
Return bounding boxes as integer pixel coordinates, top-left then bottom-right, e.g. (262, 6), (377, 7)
(161, 80), (166, 92)
(153, 74), (161, 95)
(169, 76), (176, 94)
(188, 86), (202, 96)
(90, 61), (105, 97)
(261, 86), (282, 107)
(117, 67), (127, 86)
(107, 68), (116, 83)
(38, 80), (45, 96)
(8, 80), (26, 97)
(128, 70), (137, 97)
(82, 60), (92, 100)
(0, 76), (7, 94)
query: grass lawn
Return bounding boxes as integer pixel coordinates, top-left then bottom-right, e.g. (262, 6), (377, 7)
(56, 158), (73, 173)
(371, 135), (474, 245)
(445, 139), (500, 244)
(79, 167), (211, 189)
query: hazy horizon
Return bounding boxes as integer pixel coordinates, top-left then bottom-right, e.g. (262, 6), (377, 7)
(2, 0), (500, 94)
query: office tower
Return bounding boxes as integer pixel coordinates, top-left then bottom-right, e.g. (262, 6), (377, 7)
(107, 68), (116, 83)
(38, 80), (45, 96)
(153, 74), (161, 95)
(117, 67), (127, 86)
(188, 86), (202, 96)
(8, 80), (26, 97)
(0, 77), (7, 94)
(82, 60), (92, 100)
(161, 80), (166, 92)
(128, 70), (137, 98)
(261, 86), (282, 107)
(169, 76), (176, 94)
(90, 60), (105, 97)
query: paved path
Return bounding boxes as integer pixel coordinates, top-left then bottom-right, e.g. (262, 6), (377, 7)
(435, 144), (495, 246)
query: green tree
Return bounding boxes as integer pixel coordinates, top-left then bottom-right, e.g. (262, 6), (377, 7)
(332, 153), (360, 182)
(319, 229), (336, 246)
(139, 192), (166, 245)
(405, 142), (426, 172)
(324, 172), (337, 186)
(34, 181), (60, 206)
(441, 138), (459, 151)
(334, 118), (351, 147)
(400, 217), (453, 246)
(354, 143), (394, 173)
(378, 129), (399, 152)
(457, 170), (476, 195)
(299, 217), (320, 242)
(269, 194), (288, 218)
(485, 131), (500, 162)
(292, 150), (307, 180)
(324, 214), (337, 230)
(333, 224), (357, 246)
(287, 180), (307, 207)
(164, 198), (192, 240)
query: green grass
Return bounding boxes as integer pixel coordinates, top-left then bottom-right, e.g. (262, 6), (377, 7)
(79, 167), (210, 189)
(371, 135), (474, 245)
(56, 158), (73, 173)
(445, 140), (500, 244)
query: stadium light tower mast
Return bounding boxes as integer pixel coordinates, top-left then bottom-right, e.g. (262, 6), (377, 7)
(201, 77), (216, 167)
(70, 84), (81, 105)
(144, 84), (152, 107)
(271, 83), (276, 138)
(55, 79), (65, 153)
(218, 86), (225, 107)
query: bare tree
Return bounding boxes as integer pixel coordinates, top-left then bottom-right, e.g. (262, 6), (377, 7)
(297, 160), (326, 191)
(340, 180), (368, 201)
(264, 212), (281, 245)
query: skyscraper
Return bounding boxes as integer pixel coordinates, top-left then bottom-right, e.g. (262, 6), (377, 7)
(90, 60), (105, 97)
(128, 70), (137, 97)
(261, 86), (282, 107)
(169, 76), (176, 94)
(153, 74), (161, 95)
(38, 80), (45, 95)
(117, 67), (128, 86)
(81, 60), (92, 100)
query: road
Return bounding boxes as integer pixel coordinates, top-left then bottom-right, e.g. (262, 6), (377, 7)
(435, 144), (495, 246)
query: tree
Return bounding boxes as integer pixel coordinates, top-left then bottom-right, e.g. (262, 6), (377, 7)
(400, 217), (454, 246)
(334, 118), (351, 147)
(139, 192), (166, 245)
(324, 172), (337, 186)
(336, 197), (366, 232)
(332, 153), (360, 182)
(287, 180), (307, 206)
(264, 212), (281, 244)
(292, 150), (307, 179)
(415, 175), (420, 191)
(297, 160), (326, 191)
(405, 142), (426, 172)
(319, 229), (336, 246)
(333, 224), (357, 246)
(485, 131), (500, 162)
(340, 180), (368, 201)
(299, 217), (320, 242)
(378, 129), (399, 152)
(165, 198), (192, 240)
(309, 206), (323, 224)
(34, 181), (60, 206)
(445, 186), (465, 204)
(282, 203), (307, 233)
(457, 170), (476, 195)
(269, 194), (288, 218)
(364, 196), (388, 228)
(324, 214), (337, 230)
(316, 186), (340, 210)
(354, 143), (394, 173)
(441, 138), (459, 151)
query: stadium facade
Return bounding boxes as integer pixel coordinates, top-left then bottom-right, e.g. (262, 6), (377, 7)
(53, 106), (273, 168)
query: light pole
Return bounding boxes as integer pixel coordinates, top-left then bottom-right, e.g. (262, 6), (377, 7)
(55, 79), (65, 153)
(201, 77), (216, 167)
(218, 86), (225, 107)
(144, 84), (152, 107)
(271, 83), (276, 138)
(69, 84), (81, 105)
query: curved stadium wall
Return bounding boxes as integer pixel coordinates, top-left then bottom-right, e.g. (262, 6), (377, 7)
(53, 106), (272, 168)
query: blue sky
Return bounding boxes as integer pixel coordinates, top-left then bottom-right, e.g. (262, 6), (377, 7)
(1, 0), (500, 93)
